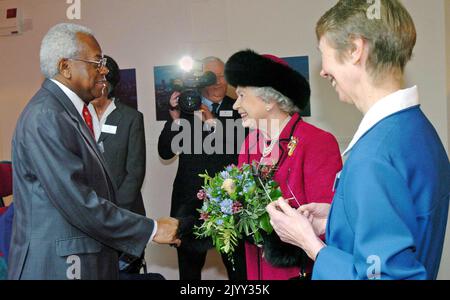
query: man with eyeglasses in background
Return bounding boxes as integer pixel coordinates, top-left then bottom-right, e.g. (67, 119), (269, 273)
(8, 23), (180, 280)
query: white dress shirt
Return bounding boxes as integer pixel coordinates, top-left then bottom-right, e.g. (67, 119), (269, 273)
(201, 96), (222, 131)
(88, 99), (117, 142)
(51, 79), (86, 118)
(201, 96), (222, 113)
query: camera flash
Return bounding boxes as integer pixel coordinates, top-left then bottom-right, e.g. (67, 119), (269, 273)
(179, 56), (194, 72)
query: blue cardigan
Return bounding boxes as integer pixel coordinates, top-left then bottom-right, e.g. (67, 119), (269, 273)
(313, 106), (450, 279)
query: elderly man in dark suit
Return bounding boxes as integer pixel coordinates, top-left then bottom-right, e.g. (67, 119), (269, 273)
(9, 23), (179, 280)
(158, 57), (247, 280)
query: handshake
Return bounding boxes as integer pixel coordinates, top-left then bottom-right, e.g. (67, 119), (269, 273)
(152, 217), (182, 247)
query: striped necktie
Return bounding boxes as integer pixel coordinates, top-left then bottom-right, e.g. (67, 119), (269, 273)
(82, 105), (94, 137)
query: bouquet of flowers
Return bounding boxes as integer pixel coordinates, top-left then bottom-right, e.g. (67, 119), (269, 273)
(193, 163), (282, 261)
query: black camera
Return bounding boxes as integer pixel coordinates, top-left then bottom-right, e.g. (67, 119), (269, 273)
(171, 71), (217, 114)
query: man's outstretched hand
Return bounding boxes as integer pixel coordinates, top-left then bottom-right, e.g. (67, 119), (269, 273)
(153, 217), (181, 246)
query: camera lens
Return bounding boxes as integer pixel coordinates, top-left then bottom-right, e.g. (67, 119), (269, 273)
(178, 89), (202, 114)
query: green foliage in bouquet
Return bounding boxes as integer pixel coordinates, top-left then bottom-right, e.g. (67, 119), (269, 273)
(194, 163), (282, 260)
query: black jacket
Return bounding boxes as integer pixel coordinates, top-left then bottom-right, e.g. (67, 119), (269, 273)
(158, 96), (246, 251)
(99, 100), (146, 216)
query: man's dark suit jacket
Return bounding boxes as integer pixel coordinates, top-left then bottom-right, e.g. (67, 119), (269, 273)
(9, 80), (153, 280)
(158, 96), (246, 251)
(98, 100), (146, 216)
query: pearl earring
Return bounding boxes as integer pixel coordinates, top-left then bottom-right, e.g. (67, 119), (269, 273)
(266, 106), (271, 111)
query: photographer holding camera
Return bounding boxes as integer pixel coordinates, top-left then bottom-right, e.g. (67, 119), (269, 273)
(158, 56), (246, 280)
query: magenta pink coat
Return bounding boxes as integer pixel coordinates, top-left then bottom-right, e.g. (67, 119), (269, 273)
(238, 113), (342, 280)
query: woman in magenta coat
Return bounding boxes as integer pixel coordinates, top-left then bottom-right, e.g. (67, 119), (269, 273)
(224, 50), (342, 280)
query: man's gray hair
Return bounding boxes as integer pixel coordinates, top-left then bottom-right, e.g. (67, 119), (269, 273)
(40, 23), (94, 79)
(202, 56), (224, 66)
(252, 86), (300, 114)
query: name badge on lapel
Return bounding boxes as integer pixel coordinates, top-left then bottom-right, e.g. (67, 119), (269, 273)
(102, 124), (117, 135)
(219, 110), (233, 117)
(333, 171), (342, 192)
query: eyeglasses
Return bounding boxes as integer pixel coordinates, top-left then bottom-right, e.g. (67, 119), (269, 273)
(67, 57), (108, 72)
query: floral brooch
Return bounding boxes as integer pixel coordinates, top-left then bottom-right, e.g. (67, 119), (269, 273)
(287, 136), (299, 157)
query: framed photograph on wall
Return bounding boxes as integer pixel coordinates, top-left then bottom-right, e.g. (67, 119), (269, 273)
(283, 56), (310, 117)
(115, 69), (138, 110)
(153, 65), (184, 121)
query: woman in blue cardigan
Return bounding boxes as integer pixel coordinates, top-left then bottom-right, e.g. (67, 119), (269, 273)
(267, 0), (450, 280)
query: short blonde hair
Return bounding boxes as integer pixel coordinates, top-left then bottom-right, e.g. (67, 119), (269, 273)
(316, 0), (416, 78)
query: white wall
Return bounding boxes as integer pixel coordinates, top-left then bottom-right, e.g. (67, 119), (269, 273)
(439, 0), (450, 281)
(0, 0), (448, 280)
